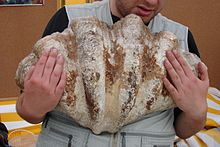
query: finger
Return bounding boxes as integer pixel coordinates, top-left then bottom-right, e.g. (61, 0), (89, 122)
(25, 66), (35, 81)
(32, 49), (50, 78)
(50, 55), (65, 90)
(166, 50), (186, 81)
(172, 50), (194, 78)
(163, 77), (179, 99)
(198, 62), (209, 81)
(42, 48), (58, 83)
(55, 71), (67, 98)
(164, 59), (182, 91)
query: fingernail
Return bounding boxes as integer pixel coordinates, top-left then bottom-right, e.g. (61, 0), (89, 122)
(200, 62), (208, 70)
(166, 50), (172, 55)
(172, 50), (177, 54)
(45, 48), (51, 52)
(31, 65), (35, 69)
(57, 54), (64, 60)
(43, 48), (51, 54)
(52, 48), (58, 52)
(164, 59), (168, 65)
(57, 54), (61, 58)
(51, 47), (57, 50)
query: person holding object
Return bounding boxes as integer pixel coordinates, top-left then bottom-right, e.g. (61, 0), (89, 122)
(16, 0), (209, 146)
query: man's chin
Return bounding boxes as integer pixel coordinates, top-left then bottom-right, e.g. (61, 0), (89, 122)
(133, 14), (153, 24)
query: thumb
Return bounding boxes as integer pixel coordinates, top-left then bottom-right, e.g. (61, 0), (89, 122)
(198, 62), (209, 81)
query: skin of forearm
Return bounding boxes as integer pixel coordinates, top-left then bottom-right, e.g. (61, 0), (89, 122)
(16, 94), (45, 124)
(174, 111), (207, 139)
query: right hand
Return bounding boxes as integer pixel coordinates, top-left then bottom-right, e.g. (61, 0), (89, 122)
(20, 48), (66, 122)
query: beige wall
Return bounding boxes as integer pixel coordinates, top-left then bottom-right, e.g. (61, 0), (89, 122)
(0, 0), (58, 98)
(162, 0), (220, 89)
(0, 0), (219, 98)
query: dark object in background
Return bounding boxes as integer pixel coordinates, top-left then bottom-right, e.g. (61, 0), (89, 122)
(0, 123), (9, 147)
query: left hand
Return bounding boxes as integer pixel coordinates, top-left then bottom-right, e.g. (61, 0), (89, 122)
(163, 50), (209, 120)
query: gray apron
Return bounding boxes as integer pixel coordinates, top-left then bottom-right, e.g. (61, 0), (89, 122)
(36, 110), (175, 147)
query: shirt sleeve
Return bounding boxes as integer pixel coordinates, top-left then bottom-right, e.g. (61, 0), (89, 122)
(188, 30), (200, 57)
(174, 29), (200, 121)
(42, 7), (69, 38)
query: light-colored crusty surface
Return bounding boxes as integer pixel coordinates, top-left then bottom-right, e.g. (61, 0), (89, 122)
(15, 14), (200, 134)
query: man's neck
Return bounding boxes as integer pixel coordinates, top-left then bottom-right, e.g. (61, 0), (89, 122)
(109, 0), (123, 18)
(111, 13), (150, 26)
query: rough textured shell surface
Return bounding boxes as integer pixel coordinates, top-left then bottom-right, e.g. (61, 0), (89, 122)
(15, 14), (200, 134)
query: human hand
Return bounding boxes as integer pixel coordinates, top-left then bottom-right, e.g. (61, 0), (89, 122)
(21, 48), (66, 120)
(163, 50), (209, 120)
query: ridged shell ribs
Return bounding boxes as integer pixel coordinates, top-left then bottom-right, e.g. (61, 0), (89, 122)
(15, 14), (200, 134)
